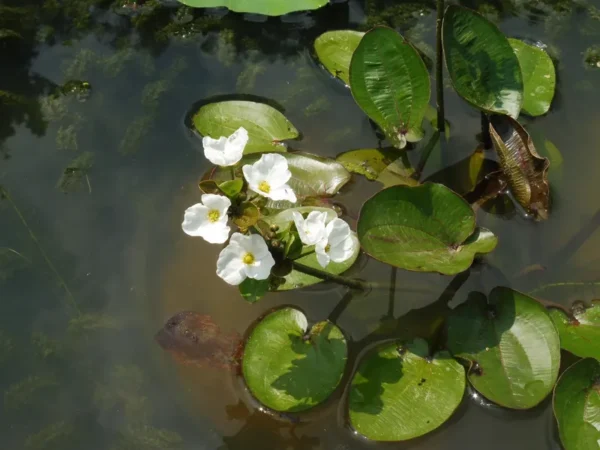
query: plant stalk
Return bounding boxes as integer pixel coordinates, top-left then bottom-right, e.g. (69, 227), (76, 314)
(480, 112), (492, 149)
(435, 0), (445, 134)
(414, 130), (440, 180)
(291, 261), (369, 290)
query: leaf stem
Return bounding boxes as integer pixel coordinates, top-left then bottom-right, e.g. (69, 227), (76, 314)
(414, 131), (440, 180)
(435, 0), (445, 134)
(0, 186), (80, 316)
(291, 261), (369, 291)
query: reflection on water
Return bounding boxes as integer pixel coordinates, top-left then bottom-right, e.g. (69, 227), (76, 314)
(1, 0), (599, 448)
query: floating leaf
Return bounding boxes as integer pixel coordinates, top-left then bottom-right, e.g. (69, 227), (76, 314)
(177, 0), (328, 16)
(56, 152), (94, 193)
(357, 183), (497, 275)
(239, 278), (270, 303)
(314, 30), (364, 86)
(193, 101), (298, 153)
(350, 27), (430, 149)
(549, 303), (600, 359)
(508, 39), (556, 117)
(207, 152), (351, 209)
(553, 358), (600, 450)
(443, 6), (523, 118)
(242, 307), (347, 412)
(489, 114), (550, 220)
(348, 338), (465, 441)
(446, 288), (560, 409)
(336, 148), (416, 186)
(426, 146), (499, 195)
(155, 311), (241, 370)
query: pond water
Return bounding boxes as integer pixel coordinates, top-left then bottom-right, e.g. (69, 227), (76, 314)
(1, 0), (600, 448)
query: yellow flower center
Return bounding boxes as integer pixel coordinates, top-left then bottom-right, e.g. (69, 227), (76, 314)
(325, 244), (331, 253)
(208, 209), (220, 223)
(243, 253), (255, 265)
(258, 181), (271, 193)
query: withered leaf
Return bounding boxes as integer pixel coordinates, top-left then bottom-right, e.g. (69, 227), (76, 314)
(155, 311), (241, 371)
(489, 115), (550, 220)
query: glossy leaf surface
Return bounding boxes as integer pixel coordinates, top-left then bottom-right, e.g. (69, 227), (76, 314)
(549, 303), (600, 359)
(314, 30), (364, 86)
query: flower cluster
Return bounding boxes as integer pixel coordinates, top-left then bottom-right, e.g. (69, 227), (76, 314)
(182, 127), (357, 289)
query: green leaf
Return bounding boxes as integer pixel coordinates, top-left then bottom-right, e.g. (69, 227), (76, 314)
(207, 152), (351, 209)
(335, 148), (416, 185)
(554, 358), (600, 450)
(489, 114), (550, 220)
(314, 30), (364, 86)
(357, 183), (497, 275)
(219, 179), (243, 198)
(446, 288), (560, 409)
(549, 303), (600, 359)
(349, 27), (431, 149)
(232, 202), (260, 229)
(508, 39), (556, 117)
(443, 6), (523, 118)
(277, 232), (360, 291)
(193, 101), (299, 153)
(239, 278), (269, 304)
(348, 338), (465, 441)
(177, 0), (328, 15)
(242, 308), (347, 412)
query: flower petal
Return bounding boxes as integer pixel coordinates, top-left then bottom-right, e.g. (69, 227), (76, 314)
(242, 164), (261, 189)
(329, 233), (357, 263)
(293, 211), (326, 245)
(325, 218), (351, 247)
(201, 222), (231, 244)
(203, 136), (229, 166)
(201, 194), (231, 215)
(216, 246), (246, 285)
(268, 184), (297, 203)
(315, 240), (330, 268)
(181, 203), (210, 236)
(244, 234), (270, 260)
(245, 251), (275, 280)
(224, 127), (248, 165)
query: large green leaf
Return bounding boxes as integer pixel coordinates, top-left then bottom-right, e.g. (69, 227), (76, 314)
(178, 0), (327, 15)
(193, 101), (298, 153)
(335, 148), (417, 186)
(554, 358), (600, 450)
(443, 6), (523, 118)
(446, 288), (560, 409)
(206, 152), (351, 208)
(549, 303), (600, 359)
(489, 114), (550, 220)
(242, 307), (347, 412)
(508, 39), (556, 117)
(349, 27), (430, 149)
(314, 30), (364, 86)
(357, 183), (497, 275)
(348, 338), (465, 441)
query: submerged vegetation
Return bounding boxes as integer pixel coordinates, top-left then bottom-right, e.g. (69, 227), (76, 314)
(0, 0), (599, 449)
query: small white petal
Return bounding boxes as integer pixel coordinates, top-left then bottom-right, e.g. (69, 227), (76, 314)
(216, 246), (246, 285)
(315, 240), (330, 268)
(243, 234), (270, 260)
(269, 184), (297, 203)
(201, 194), (231, 216)
(293, 211), (327, 246)
(201, 222), (231, 244)
(245, 251), (275, 280)
(223, 127), (248, 165)
(329, 233), (357, 263)
(242, 164), (261, 187)
(326, 218), (351, 247)
(182, 204), (210, 236)
(203, 136), (229, 166)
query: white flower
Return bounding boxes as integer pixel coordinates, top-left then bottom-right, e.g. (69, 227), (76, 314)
(242, 153), (297, 203)
(216, 233), (275, 285)
(292, 211), (327, 246)
(316, 218), (358, 268)
(202, 127), (248, 166)
(182, 194), (231, 244)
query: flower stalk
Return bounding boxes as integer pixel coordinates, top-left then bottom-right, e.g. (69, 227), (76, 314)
(291, 261), (370, 291)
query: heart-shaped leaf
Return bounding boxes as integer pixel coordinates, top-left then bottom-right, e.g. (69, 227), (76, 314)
(336, 148), (417, 186)
(489, 114), (550, 220)
(508, 39), (556, 117)
(348, 338), (465, 441)
(177, 0), (328, 16)
(193, 101), (298, 153)
(206, 152), (351, 209)
(446, 288), (560, 409)
(350, 27), (430, 149)
(242, 307), (347, 412)
(357, 183), (497, 275)
(443, 6), (523, 118)
(314, 30), (364, 86)
(553, 358), (600, 450)
(549, 303), (600, 359)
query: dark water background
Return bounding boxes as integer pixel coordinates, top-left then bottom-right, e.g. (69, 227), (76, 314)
(1, 0), (599, 448)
